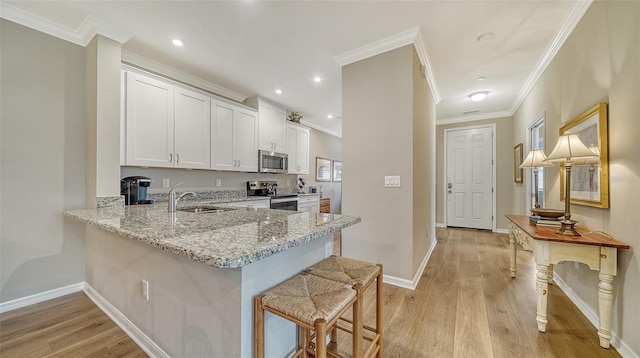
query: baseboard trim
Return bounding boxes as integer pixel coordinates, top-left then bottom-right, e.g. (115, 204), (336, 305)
(435, 222), (446, 228)
(553, 273), (638, 358)
(84, 284), (170, 358)
(0, 282), (85, 313)
(495, 228), (509, 234)
(383, 237), (437, 290)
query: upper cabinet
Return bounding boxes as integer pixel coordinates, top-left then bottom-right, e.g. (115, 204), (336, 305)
(211, 100), (258, 172)
(124, 71), (210, 169)
(245, 96), (286, 153)
(286, 123), (310, 174)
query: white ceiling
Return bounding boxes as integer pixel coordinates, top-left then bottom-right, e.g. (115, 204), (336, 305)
(3, 1), (590, 137)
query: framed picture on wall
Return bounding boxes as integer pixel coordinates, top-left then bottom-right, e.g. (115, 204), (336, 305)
(514, 143), (524, 183)
(316, 157), (331, 182)
(559, 103), (609, 208)
(332, 160), (342, 182)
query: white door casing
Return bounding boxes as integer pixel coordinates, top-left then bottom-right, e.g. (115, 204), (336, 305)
(445, 126), (494, 230)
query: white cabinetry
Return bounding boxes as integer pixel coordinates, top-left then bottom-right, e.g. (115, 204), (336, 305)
(286, 123), (310, 174)
(124, 71), (210, 169)
(211, 100), (258, 172)
(245, 96), (286, 152)
(298, 195), (320, 213)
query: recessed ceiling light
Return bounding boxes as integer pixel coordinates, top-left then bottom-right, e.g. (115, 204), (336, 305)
(275, 89), (282, 94)
(327, 114), (333, 119)
(172, 39), (184, 47)
(469, 91), (489, 102)
(314, 76), (322, 83)
(477, 32), (494, 42)
(477, 76), (486, 81)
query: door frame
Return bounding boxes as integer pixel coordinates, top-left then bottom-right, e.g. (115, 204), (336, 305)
(443, 124), (497, 232)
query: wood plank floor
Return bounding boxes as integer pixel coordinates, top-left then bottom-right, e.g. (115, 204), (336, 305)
(0, 227), (622, 357)
(0, 292), (147, 358)
(334, 227), (622, 357)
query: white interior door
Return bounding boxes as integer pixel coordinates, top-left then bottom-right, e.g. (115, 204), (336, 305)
(446, 126), (494, 230)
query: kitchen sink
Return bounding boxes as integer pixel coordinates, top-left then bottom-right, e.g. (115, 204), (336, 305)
(177, 206), (236, 214)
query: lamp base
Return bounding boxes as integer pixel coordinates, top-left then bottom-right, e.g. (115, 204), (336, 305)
(556, 221), (581, 236)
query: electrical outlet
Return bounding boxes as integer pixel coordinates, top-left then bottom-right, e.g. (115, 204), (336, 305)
(142, 280), (149, 301)
(325, 242), (333, 258)
(287, 180), (291, 186)
(215, 179), (222, 187)
(162, 179), (170, 188)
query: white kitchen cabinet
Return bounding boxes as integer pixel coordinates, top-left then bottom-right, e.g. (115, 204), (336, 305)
(245, 96), (286, 152)
(174, 87), (211, 169)
(125, 71), (175, 167)
(211, 100), (258, 172)
(124, 71), (210, 169)
(286, 123), (310, 174)
(225, 199), (270, 209)
(298, 195), (320, 213)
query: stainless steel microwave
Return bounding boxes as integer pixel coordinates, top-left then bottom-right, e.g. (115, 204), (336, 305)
(258, 150), (288, 174)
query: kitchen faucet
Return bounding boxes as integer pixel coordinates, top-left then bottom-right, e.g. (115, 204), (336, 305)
(168, 183), (197, 212)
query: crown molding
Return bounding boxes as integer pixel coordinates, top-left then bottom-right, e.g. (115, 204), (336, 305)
(300, 119), (342, 139)
(437, 110), (512, 126)
(0, 2), (130, 46)
(122, 50), (248, 103)
(509, 0), (593, 114)
(334, 26), (441, 104)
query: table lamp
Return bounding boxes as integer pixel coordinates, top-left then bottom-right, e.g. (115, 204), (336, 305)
(543, 134), (598, 236)
(519, 149), (554, 209)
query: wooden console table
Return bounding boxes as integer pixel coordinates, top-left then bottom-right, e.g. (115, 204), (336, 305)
(506, 215), (629, 349)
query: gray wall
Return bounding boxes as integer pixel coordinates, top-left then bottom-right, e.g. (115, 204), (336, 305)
(342, 45), (435, 281)
(436, 116), (514, 230)
(1, 19), (87, 302)
(299, 128), (342, 213)
(511, 1), (639, 353)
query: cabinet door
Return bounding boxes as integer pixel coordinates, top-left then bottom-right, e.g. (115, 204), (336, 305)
(211, 101), (236, 171)
(125, 72), (174, 167)
(297, 127), (310, 174)
(175, 88), (210, 169)
(235, 109), (258, 172)
(271, 106), (287, 152)
(258, 102), (274, 151)
(287, 124), (299, 173)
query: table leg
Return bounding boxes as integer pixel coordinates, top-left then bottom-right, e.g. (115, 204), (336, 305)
(509, 230), (517, 278)
(536, 264), (549, 332)
(598, 273), (614, 348)
(547, 264), (554, 284)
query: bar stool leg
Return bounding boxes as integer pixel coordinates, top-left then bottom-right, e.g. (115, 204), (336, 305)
(376, 264), (383, 358)
(316, 319), (327, 358)
(255, 295), (265, 358)
(353, 282), (363, 358)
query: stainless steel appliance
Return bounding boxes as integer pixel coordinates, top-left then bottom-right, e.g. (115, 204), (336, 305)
(247, 180), (298, 211)
(121, 176), (154, 205)
(258, 150), (288, 174)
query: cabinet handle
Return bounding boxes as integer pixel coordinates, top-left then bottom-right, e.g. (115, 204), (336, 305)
(169, 153), (173, 162)
(237, 160), (241, 167)
(176, 154), (180, 163)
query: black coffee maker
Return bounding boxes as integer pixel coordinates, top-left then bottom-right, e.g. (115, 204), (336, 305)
(121, 176), (154, 205)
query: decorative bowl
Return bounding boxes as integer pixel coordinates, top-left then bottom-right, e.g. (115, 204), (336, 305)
(530, 208), (565, 218)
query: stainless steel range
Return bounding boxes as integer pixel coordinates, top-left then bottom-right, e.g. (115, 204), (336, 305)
(247, 181), (298, 211)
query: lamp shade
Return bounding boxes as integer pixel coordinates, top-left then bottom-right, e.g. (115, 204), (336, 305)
(544, 134), (598, 163)
(519, 149), (554, 168)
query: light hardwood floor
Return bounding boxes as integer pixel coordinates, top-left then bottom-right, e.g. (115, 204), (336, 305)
(0, 227), (621, 357)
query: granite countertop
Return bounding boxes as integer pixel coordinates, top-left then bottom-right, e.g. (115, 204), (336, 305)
(64, 202), (360, 269)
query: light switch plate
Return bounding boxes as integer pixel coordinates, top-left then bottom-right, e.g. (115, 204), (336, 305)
(215, 179), (222, 187)
(384, 176), (401, 188)
(162, 179), (170, 188)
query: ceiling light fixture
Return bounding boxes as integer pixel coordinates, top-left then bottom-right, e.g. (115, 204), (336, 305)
(477, 76), (486, 81)
(469, 91), (489, 102)
(275, 89), (282, 94)
(314, 76), (322, 83)
(327, 114), (333, 119)
(477, 32), (494, 42)
(172, 39), (184, 47)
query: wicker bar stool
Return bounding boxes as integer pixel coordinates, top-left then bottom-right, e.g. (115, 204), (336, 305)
(255, 273), (361, 358)
(305, 256), (383, 358)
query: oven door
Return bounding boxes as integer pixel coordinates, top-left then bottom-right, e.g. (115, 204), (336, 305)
(270, 197), (298, 211)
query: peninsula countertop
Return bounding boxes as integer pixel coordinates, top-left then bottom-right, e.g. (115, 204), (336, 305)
(65, 203), (360, 269)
